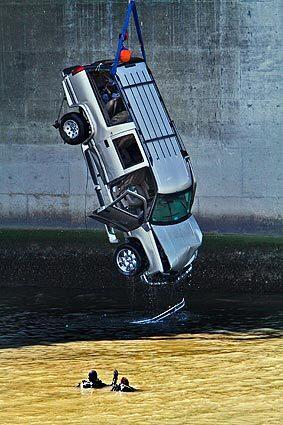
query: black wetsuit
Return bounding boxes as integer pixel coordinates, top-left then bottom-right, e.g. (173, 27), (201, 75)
(111, 383), (136, 392)
(78, 379), (107, 389)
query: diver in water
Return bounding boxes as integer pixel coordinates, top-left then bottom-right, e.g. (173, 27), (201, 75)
(77, 369), (119, 389)
(111, 369), (119, 387)
(77, 370), (108, 389)
(112, 376), (137, 392)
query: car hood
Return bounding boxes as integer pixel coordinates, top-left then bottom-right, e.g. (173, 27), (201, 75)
(152, 215), (202, 271)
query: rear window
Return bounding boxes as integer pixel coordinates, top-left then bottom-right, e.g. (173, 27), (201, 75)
(113, 134), (144, 169)
(87, 70), (130, 126)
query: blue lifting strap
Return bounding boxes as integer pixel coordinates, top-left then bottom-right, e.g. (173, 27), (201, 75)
(110, 0), (146, 76)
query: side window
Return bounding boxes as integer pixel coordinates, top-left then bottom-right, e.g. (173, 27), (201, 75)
(113, 134), (144, 169)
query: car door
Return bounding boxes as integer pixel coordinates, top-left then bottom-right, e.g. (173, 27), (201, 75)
(89, 189), (147, 232)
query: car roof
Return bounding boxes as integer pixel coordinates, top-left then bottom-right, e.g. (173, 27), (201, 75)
(116, 61), (192, 193)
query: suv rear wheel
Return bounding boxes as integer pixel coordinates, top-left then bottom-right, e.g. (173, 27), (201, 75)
(59, 112), (89, 145)
(114, 243), (144, 277)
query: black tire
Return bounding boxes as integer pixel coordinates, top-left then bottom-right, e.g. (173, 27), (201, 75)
(114, 243), (144, 277)
(59, 112), (89, 145)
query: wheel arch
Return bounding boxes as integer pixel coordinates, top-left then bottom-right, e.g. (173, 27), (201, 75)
(125, 237), (149, 270)
(77, 104), (97, 140)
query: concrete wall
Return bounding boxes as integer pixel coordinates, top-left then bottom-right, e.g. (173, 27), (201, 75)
(0, 0), (282, 233)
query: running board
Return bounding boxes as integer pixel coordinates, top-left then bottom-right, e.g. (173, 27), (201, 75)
(132, 298), (185, 324)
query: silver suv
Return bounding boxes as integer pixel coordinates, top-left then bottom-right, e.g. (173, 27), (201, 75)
(55, 57), (202, 284)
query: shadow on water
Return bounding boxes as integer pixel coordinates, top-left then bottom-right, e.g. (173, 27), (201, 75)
(0, 286), (282, 349)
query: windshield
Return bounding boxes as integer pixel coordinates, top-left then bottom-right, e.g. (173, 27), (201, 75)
(150, 188), (193, 225)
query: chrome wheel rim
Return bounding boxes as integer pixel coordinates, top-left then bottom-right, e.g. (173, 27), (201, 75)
(116, 248), (138, 274)
(63, 120), (79, 139)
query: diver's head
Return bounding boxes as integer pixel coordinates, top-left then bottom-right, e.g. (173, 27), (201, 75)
(88, 370), (98, 382)
(121, 377), (129, 386)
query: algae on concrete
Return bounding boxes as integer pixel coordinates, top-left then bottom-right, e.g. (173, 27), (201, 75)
(0, 229), (282, 294)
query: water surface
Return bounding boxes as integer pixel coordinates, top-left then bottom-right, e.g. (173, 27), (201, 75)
(0, 287), (282, 424)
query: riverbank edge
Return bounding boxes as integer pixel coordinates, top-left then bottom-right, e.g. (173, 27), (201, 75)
(1, 228), (282, 247)
(0, 228), (282, 294)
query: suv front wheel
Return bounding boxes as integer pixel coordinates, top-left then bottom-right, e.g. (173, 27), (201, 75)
(59, 112), (89, 145)
(114, 243), (144, 277)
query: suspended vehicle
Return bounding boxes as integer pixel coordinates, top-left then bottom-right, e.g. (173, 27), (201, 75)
(54, 0), (202, 284)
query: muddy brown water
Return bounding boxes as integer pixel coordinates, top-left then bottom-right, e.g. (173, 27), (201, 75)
(0, 287), (282, 424)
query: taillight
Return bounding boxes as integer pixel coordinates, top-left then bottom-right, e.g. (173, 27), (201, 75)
(72, 65), (85, 75)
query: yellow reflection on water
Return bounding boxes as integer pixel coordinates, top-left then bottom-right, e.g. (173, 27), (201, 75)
(0, 333), (282, 424)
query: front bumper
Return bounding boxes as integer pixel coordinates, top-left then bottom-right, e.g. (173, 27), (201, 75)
(140, 252), (198, 286)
